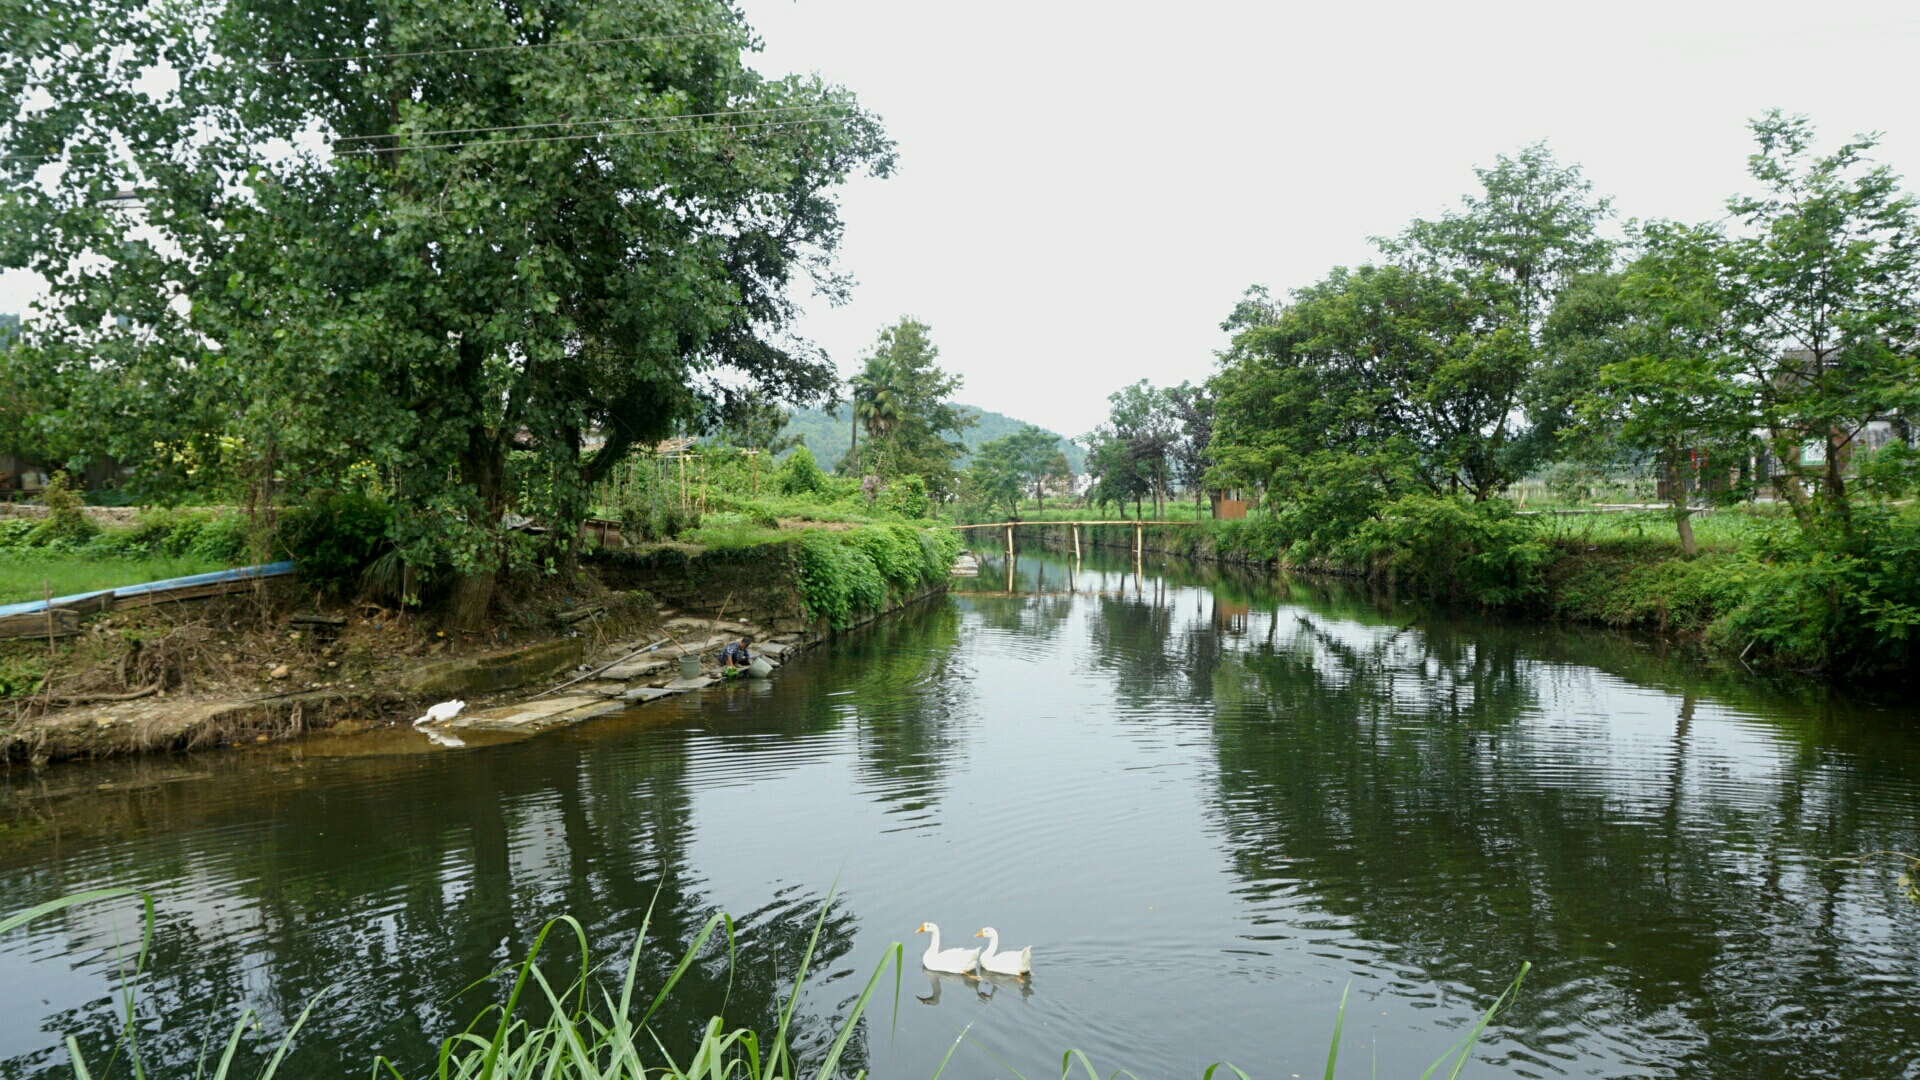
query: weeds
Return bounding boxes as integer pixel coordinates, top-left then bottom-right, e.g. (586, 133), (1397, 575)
(4, 889), (1528, 1080)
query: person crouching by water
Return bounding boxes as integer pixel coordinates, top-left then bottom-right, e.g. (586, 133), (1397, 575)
(718, 635), (754, 677)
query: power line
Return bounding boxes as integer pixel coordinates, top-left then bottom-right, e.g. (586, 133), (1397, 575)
(334, 116), (843, 156)
(1, 115), (846, 163)
(328, 103), (841, 144)
(264, 29), (739, 67)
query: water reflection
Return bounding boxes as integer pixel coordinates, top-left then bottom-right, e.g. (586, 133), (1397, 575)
(5, 548), (1920, 1079)
(0, 720), (866, 1080)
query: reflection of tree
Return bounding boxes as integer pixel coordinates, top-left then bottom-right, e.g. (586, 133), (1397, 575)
(1206, 620), (1920, 1078)
(0, 728), (866, 1080)
(747, 603), (968, 825)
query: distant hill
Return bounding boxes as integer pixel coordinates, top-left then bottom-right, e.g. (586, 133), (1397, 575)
(779, 405), (1086, 475)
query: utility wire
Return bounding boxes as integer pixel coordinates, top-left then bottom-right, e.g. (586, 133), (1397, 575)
(2, 115), (843, 163)
(263, 29), (739, 67)
(334, 116), (841, 156)
(328, 103), (841, 144)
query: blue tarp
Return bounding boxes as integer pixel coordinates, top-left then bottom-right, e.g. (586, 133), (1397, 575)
(0, 561), (297, 617)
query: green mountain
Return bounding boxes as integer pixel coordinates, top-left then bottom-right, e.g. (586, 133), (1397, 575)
(779, 405), (1086, 474)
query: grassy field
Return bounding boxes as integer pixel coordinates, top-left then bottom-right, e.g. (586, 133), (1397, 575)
(0, 552), (227, 605)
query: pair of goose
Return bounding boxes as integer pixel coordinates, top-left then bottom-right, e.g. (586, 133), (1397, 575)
(916, 922), (1032, 976)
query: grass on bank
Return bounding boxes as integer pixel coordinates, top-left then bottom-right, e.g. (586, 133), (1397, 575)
(0, 508), (254, 605)
(0, 552), (228, 606)
(3, 888), (1528, 1080)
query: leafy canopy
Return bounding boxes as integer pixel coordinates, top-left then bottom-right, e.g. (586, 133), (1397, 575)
(1, 0), (891, 614)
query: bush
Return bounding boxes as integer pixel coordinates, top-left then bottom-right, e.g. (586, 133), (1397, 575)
(797, 529), (887, 629)
(25, 472), (97, 547)
(1343, 493), (1549, 606)
(876, 474), (931, 520)
(776, 446), (828, 497)
(277, 490), (393, 590)
(796, 524), (958, 629)
(0, 518), (35, 549)
(1705, 508), (1920, 673)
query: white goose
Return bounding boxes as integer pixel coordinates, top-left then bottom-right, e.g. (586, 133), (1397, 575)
(974, 927), (1032, 976)
(915, 922), (982, 974)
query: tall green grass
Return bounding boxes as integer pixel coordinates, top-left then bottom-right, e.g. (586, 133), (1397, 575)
(4, 889), (1527, 1080)
(0, 552), (228, 605)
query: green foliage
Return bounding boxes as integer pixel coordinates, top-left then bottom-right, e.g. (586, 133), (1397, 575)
(796, 529), (887, 630)
(1342, 494), (1551, 606)
(0, 652), (47, 697)
(963, 425), (1067, 518)
(796, 524), (957, 629)
(843, 319), (972, 497)
(26, 472), (97, 546)
(1546, 541), (1730, 633)
(1706, 507), (1920, 673)
(875, 474), (930, 520)
(0, 552), (230, 605)
(276, 491), (393, 590)
(1082, 382), (1189, 517)
(3, 0), (891, 603)
(960, 437), (1026, 519)
(0, 505), (253, 575)
(776, 445), (829, 497)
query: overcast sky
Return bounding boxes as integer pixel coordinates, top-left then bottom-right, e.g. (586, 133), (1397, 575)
(734, 0), (1920, 434)
(6, 1), (1918, 436)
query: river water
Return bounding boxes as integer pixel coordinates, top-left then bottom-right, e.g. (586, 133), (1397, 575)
(3, 549), (1919, 1079)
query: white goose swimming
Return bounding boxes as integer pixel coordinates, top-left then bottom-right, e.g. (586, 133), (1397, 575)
(915, 922), (982, 974)
(974, 927), (1032, 976)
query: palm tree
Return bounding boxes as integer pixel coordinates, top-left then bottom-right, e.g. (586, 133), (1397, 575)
(849, 357), (902, 470)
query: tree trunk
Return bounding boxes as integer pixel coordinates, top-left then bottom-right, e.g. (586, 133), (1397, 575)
(1666, 451), (1697, 557)
(452, 427), (508, 631)
(1824, 428), (1852, 531)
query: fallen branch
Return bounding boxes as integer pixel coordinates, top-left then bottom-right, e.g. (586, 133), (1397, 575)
(43, 683), (162, 706)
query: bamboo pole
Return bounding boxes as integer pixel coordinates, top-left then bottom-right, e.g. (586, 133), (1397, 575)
(1072, 524), (1081, 560)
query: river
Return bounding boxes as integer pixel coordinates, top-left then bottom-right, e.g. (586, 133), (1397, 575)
(2, 549), (1918, 1079)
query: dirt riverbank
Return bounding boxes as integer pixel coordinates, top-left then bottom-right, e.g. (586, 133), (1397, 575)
(2, 540), (950, 763)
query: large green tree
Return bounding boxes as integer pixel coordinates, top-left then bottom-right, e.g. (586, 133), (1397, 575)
(841, 318), (970, 497)
(1210, 145), (1613, 514)
(1712, 112), (1920, 536)
(1082, 381), (1176, 519)
(2, 0), (890, 622)
(1563, 224), (1756, 554)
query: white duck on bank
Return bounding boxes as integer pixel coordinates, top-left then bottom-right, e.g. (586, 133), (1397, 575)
(415, 699), (466, 726)
(975, 927), (1032, 976)
(916, 922), (982, 974)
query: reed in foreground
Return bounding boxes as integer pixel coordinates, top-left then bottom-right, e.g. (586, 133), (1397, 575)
(4, 889), (1526, 1079)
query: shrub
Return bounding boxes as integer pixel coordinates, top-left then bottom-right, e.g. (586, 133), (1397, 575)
(277, 490), (393, 590)
(876, 474), (931, 520)
(26, 472), (97, 547)
(1343, 493), (1549, 606)
(0, 518), (34, 549)
(797, 529), (886, 629)
(776, 446), (828, 497)
(794, 524), (956, 629)
(1705, 507), (1920, 673)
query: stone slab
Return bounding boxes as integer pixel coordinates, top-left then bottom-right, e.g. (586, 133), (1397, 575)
(447, 694), (620, 732)
(601, 656), (672, 680)
(661, 676), (716, 691)
(621, 686), (676, 703)
(577, 681), (627, 698)
(756, 641), (789, 657)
